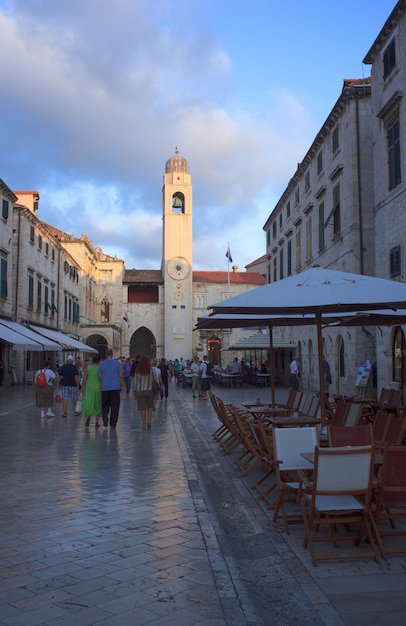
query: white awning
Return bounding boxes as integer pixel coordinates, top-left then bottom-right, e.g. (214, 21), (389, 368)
(0, 320), (62, 351)
(30, 325), (98, 353)
(0, 321), (50, 351)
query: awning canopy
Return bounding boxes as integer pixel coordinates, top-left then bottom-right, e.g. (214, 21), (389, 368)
(0, 322), (44, 351)
(30, 325), (98, 353)
(0, 320), (61, 351)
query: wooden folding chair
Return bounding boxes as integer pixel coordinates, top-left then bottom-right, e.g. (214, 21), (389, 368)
(249, 421), (278, 506)
(301, 445), (380, 566)
(328, 424), (373, 447)
(329, 399), (350, 426)
(342, 401), (363, 427)
(372, 444), (406, 556)
(272, 426), (318, 533)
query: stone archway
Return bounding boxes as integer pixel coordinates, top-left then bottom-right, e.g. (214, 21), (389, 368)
(130, 327), (156, 359)
(86, 334), (108, 359)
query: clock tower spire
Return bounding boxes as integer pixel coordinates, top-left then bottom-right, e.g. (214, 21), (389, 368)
(162, 149), (193, 359)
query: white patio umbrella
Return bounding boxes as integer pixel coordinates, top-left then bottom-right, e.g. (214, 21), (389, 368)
(202, 267), (406, 424)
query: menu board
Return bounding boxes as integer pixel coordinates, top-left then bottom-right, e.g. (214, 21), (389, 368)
(355, 360), (371, 388)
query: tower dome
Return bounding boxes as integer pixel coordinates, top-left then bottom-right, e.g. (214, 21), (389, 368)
(165, 148), (189, 174)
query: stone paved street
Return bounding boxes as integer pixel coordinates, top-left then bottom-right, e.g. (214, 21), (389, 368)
(1, 383), (406, 625)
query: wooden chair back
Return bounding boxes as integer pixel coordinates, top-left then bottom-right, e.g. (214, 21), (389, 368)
(373, 410), (391, 445)
(372, 444), (406, 555)
(343, 402), (363, 427)
(328, 424), (373, 447)
(330, 399), (350, 426)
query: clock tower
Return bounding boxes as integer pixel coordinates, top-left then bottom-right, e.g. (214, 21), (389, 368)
(162, 150), (193, 359)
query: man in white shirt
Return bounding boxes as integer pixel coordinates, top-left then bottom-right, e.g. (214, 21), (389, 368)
(190, 356), (200, 398)
(289, 357), (299, 390)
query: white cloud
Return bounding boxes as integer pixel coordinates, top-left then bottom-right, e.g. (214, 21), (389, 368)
(0, 0), (317, 271)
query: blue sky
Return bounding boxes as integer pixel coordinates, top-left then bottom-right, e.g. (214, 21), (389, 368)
(0, 0), (396, 271)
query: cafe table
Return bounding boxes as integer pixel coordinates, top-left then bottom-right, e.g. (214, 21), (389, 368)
(245, 405), (293, 419)
(269, 414), (321, 427)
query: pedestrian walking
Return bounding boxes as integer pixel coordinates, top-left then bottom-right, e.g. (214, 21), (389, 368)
(134, 355), (157, 429)
(151, 358), (162, 410)
(122, 357), (132, 394)
(34, 360), (57, 418)
(98, 349), (122, 429)
(82, 354), (102, 428)
(159, 358), (172, 399)
(58, 355), (80, 417)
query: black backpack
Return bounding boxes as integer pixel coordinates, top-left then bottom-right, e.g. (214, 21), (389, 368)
(205, 361), (214, 377)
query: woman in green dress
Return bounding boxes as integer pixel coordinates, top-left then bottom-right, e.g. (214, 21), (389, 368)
(82, 354), (102, 427)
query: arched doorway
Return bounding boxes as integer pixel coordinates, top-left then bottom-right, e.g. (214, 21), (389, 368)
(392, 326), (406, 402)
(130, 327), (156, 359)
(208, 337), (221, 366)
(86, 334), (108, 359)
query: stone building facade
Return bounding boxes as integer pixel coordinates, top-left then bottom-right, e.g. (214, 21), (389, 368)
(264, 0), (406, 399)
(0, 155), (264, 384)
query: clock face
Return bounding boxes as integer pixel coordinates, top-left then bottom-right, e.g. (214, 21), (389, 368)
(166, 257), (190, 280)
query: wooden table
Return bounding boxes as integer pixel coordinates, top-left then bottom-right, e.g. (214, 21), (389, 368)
(247, 407), (293, 419)
(269, 415), (321, 427)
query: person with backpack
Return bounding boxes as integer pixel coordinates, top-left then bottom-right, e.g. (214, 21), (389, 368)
(199, 355), (212, 400)
(35, 361), (57, 418)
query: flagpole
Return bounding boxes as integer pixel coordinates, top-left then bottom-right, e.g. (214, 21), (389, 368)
(227, 242), (230, 296)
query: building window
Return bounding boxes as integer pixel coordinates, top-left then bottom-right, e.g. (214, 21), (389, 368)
(296, 228), (301, 270)
(387, 116), (401, 190)
(37, 280), (42, 311)
(44, 285), (49, 314)
(304, 171), (310, 192)
(72, 301), (80, 323)
(29, 225), (35, 243)
(318, 201), (325, 250)
(332, 126), (339, 153)
(28, 274), (34, 307)
(286, 200), (291, 218)
(295, 187), (300, 206)
(51, 288), (56, 316)
(38, 235), (42, 250)
(279, 213), (282, 229)
(273, 257), (277, 282)
(45, 242), (49, 256)
(172, 305), (177, 309)
(383, 37), (396, 79)
(51, 247), (55, 261)
(333, 183), (341, 236)
(317, 150), (323, 175)
(287, 239), (292, 276)
(2, 199), (9, 220)
(100, 270), (112, 284)
(64, 294), (68, 320)
(196, 294), (205, 308)
(267, 230), (270, 246)
(279, 248), (284, 280)
(272, 221), (277, 238)
(306, 217), (312, 261)
(0, 257), (7, 298)
(390, 245), (401, 278)
(101, 297), (110, 322)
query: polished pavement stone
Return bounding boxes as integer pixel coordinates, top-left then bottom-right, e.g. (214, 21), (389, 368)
(1, 383), (406, 625)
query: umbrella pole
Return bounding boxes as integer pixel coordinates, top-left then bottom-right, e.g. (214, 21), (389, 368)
(268, 325), (276, 407)
(316, 311), (326, 426)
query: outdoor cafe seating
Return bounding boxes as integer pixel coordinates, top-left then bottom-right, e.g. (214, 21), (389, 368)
(208, 389), (406, 565)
